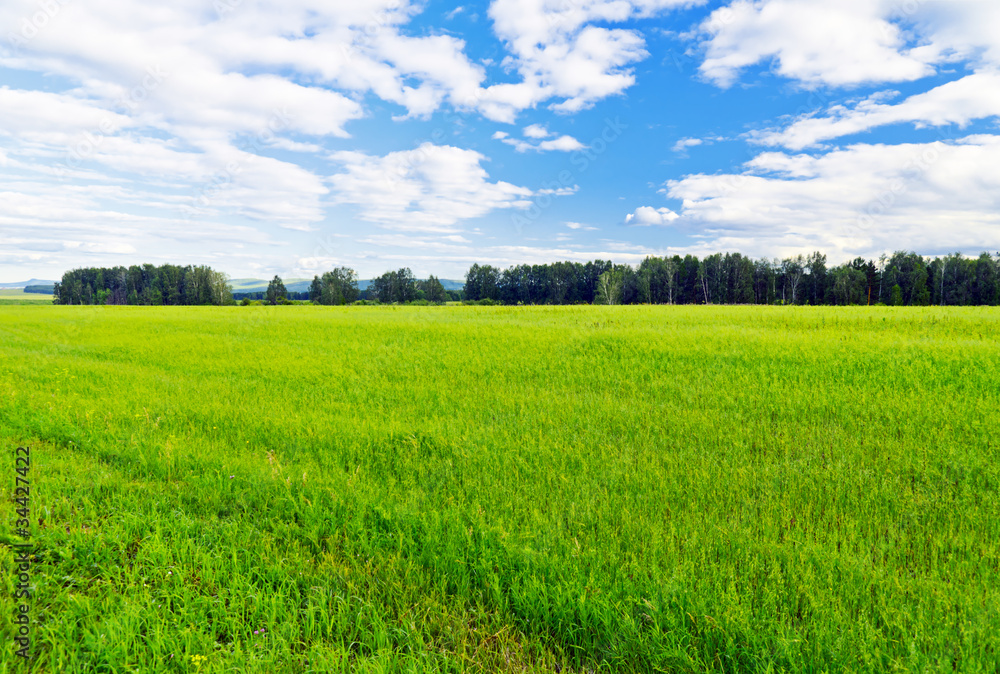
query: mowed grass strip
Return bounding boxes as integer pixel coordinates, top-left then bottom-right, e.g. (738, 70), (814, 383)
(1, 305), (998, 672)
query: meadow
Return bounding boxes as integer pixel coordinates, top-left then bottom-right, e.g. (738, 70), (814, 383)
(1, 305), (998, 672)
(0, 289), (54, 305)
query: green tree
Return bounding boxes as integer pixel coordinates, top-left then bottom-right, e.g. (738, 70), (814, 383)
(308, 276), (322, 303)
(830, 265), (867, 305)
(780, 255), (806, 304)
(265, 276), (287, 305)
(806, 252), (827, 305)
(890, 284), (903, 306)
(323, 267), (359, 304)
(974, 252), (999, 305)
(595, 268), (623, 305)
(421, 275), (448, 303)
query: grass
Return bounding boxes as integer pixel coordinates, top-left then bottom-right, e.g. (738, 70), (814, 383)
(1, 305), (998, 672)
(0, 289), (53, 304)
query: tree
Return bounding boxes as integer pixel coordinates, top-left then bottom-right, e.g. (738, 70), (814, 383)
(890, 284), (903, 306)
(877, 253), (887, 303)
(370, 268), (415, 303)
(753, 258), (777, 305)
(830, 265), (866, 305)
(314, 267), (359, 305)
(806, 252), (827, 305)
(727, 253), (754, 304)
(974, 252), (999, 306)
(664, 257), (678, 304)
(698, 254), (723, 304)
(210, 270), (232, 305)
(421, 275), (448, 303)
(54, 264), (232, 306)
(464, 263), (500, 301)
(887, 251), (930, 305)
(265, 275), (287, 305)
(595, 268), (623, 305)
(781, 255), (805, 304)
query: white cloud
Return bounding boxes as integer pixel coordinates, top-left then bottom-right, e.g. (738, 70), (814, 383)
(625, 206), (679, 226)
(523, 124), (551, 139)
(481, 0), (701, 122)
(566, 221), (598, 231)
(0, 177), (282, 273)
(328, 143), (535, 231)
(665, 134), (1000, 259)
(698, 0), (933, 88)
(344, 232), (667, 272)
(672, 137), (703, 152)
(496, 128), (586, 153)
(267, 138), (325, 153)
(752, 71), (1000, 150)
(0, 0), (506, 251)
(538, 135), (586, 152)
(698, 0), (1000, 89)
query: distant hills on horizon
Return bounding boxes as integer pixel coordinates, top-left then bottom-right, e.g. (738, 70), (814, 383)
(228, 277), (465, 294)
(0, 277), (464, 292)
(0, 279), (58, 289)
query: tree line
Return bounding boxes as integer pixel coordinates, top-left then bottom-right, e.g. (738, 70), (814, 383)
(54, 265), (232, 305)
(367, 269), (453, 303)
(463, 251), (1000, 306)
(51, 251), (1000, 307)
(244, 269), (456, 305)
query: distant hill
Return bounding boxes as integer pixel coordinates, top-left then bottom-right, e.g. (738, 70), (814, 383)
(0, 278), (57, 289)
(356, 278), (465, 291)
(230, 277), (465, 293)
(228, 278), (313, 293)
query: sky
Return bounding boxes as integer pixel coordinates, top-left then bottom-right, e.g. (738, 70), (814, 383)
(1, 0), (999, 282)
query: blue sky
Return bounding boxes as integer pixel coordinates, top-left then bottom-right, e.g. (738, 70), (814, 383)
(1, 0), (998, 282)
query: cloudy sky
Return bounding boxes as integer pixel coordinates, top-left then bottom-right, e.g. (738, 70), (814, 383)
(1, 0), (998, 282)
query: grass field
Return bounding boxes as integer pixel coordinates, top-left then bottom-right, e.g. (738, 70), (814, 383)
(1, 305), (998, 672)
(0, 289), (53, 304)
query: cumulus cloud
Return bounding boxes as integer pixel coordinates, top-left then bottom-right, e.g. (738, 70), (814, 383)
(331, 232), (667, 277)
(698, 0), (932, 88)
(480, 0), (702, 122)
(751, 71), (1000, 150)
(0, 178), (280, 272)
(672, 137), (703, 153)
(665, 134), (1000, 259)
(0, 0), (502, 244)
(625, 206), (680, 226)
(494, 126), (586, 152)
(698, 0), (1000, 89)
(328, 143), (535, 232)
(523, 124), (551, 139)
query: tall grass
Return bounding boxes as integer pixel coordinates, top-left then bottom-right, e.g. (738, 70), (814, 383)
(1, 305), (998, 672)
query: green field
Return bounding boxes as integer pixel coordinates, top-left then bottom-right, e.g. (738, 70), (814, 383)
(0, 289), (53, 304)
(1, 305), (998, 672)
